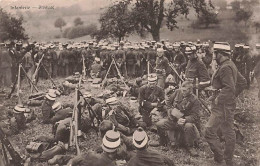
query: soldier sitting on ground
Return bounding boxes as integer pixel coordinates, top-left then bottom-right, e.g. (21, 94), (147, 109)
(40, 91), (56, 124)
(154, 81), (201, 157)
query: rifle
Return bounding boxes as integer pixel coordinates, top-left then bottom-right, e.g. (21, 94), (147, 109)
(168, 62), (184, 82)
(32, 54), (45, 86)
(0, 127), (23, 166)
(40, 63), (57, 88)
(82, 55), (86, 80)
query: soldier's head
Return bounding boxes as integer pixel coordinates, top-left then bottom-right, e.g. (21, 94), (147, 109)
(45, 91), (56, 104)
(214, 44), (231, 65)
(157, 48), (164, 57)
(243, 45), (250, 54)
(148, 73), (157, 88)
(133, 127), (149, 150)
(99, 120), (113, 137)
(181, 80), (193, 97)
(83, 91), (92, 103)
(185, 46), (197, 60)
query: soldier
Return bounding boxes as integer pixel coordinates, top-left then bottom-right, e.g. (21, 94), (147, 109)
(0, 43), (12, 92)
(205, 44), (238, 166)
(49, 45), (58, 78)
(90, 57), (106, 79)
(155, 48), (170, 89)
(68, 129), (120, 166)
(59, 44), (70, 77)
(147, 45), (157, 73)
(138, 73), (165, 127)
(241, 45), (252, 89)
(41, 91), (56, 124)
(127, 127), (175, 166)
(125, 46), (137, 78)
(155, 81), (200, 156)
(185, 45), (210, 89)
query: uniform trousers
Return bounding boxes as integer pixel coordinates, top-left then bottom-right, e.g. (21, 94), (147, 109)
(205, 102), (236, 162)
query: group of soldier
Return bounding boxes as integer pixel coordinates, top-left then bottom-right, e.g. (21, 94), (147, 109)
(1, 38), (260, 166)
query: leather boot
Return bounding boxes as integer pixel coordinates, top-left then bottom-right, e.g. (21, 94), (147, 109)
(39, 142), (65, 161)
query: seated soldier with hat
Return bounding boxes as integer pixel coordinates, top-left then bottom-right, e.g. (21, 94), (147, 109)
(155, 80), (201, 157)
(138, 73), (165, 127)
(41, 91), (56, 124)
(127, 127), (175, 166)
(67, 129), (120, 166)
(0, 104), (28, 135)
(92, 96), (142, 135)
(49, 102), (73, 124)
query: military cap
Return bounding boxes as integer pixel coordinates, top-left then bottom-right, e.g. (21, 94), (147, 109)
(102, 129), (121, 153)
(148, 73), (157, 83)
(243, 45), (250, 49)
(13, 104), (26, 114)
(185, 45), (196, 54)
(133, 127), (148, 149)
(213, 42), (231, 55)
(83, 91), (92, 98)
(105, 97), (118, 105)
(52, 102), (62, 112)
(256, 43), (260, 49)
(45, 92), (56, 101)
(119, 41), (124, 45)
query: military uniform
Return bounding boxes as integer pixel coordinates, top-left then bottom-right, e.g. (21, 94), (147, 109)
(0, 48), (12, 88)
(156, 89), (200, 146)
(156, 55), (170, 89)
(126, 48), (137, 78)
(205, 59), (238, 165)
(147, 48), (157, 73)
(41, 100), (55, 124)
(138, 84), (165, 127)
(185, 58), (210, 89)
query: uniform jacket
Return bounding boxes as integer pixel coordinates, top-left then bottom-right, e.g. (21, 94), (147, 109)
(166, 89), (200, 126)
(212, 59), (237, 104)
(139, 85), (165, 110)
(185, 58), (210, 82)
(0, 49), (12, 68)
(69, 151), (116, 166)
(127, 148), (175, 166)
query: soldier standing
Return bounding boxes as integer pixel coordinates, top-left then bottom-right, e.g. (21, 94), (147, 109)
(155, 48), (170, 89)
(205, 44), (238, 166)
(185, 45), (210, 89)
(0, 44), (12, 92)
(125, 46), (137, 78)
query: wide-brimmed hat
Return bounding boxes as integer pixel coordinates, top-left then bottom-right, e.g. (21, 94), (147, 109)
(83, 91), (92, 98)
(102, 130), (121, 153)
(133, 127), (148, 149)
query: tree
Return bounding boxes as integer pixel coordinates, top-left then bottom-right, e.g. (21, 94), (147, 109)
(74, 17), (84, 26)
(98, 0), (135, 42)
(54, 17), (66, 32)
(0, 8), (28, 42)
(234, 9), (253, 27)
(195, 8), (219, 28)
(131, 0), (215, 41)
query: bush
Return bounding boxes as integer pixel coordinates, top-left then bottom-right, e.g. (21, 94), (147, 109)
(62, 24), (98, 39)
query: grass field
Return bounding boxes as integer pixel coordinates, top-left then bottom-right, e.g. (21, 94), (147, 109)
(23, 9), (251, 48)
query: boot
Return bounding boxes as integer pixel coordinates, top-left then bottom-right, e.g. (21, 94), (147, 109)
(39, 142), (65, 161)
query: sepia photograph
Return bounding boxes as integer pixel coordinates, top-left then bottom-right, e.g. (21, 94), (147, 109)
(0, 0), (259, 165)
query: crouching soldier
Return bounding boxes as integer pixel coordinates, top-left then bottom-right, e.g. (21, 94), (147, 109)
(138, 73), (165, 127)
(155, 81), (201, 157)
(0, 105), (28, 135)
(50, 102), (73, 124)
(93, 97), (143, 135)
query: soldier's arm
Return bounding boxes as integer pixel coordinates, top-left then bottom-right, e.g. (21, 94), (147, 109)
(184, 98), (200, 124)
(198, 61), (210, 82)
(217, 66), (236, 104)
